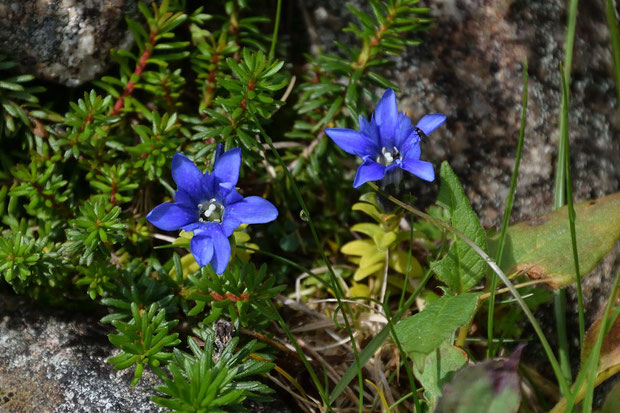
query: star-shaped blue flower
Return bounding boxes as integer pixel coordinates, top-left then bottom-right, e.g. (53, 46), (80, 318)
(147, 147), (278, 274)
(325, 89), (445, 188)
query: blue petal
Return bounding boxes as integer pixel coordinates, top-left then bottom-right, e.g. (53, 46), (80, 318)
(181, 222), (204, 232)
(385, 162), (401, 174)
(374, 89), (398, 147)
(416, 114), (446, 136)
(190, 233), (214, 267)
(171, 153), (204, 200)
(220, 217), (241, 238)
(216, 182), (243, 206)
(214, 143), (224, 163)
(174, 188), (195, 207)
(353, 158), (386, 188)
(394, 112), (414, 149)
(209, 224), (231, 274)
(401, 138), (421, 161)
(147, 203), (197, 231)
(221, 196), (278, 236)
(401, 159), (435, 182)
(212, 147), (241, 186)
(358, 115), (380, 143)
(200, 173), (216, 199)
(325, 128), (379, 158)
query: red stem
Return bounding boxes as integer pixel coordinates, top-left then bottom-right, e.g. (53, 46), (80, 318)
(210, 292), (250, 302)
(110, 31), (157, 116)
(78, 110), (94, 134)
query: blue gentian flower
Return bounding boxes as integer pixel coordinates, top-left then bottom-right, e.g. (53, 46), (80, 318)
(325, 89), (445, 188)
(147, 147), (278, 274)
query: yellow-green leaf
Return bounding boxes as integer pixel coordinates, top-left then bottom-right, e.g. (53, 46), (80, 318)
(341, 239), (375, 256)
(168, 252), (199, 279)
(354, 261), (384, 281)
(349, 283), (371, 297)
(233, 230), (251, 243)
(350, 223), (397, 250)
(352, 202), (383, 224)
(390, 250), (423, 277)
(360, 250), (384, 268)
(351, 222), (383, 238)
(376, 231), (397, 250)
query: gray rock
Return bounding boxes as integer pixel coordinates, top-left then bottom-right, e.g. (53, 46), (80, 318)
(0, 294), (164, 413)
(0, 294), (294, 413)
(393, 0), (619, 231)
(0, 0), (137, 86)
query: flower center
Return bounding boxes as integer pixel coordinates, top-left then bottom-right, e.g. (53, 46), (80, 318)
(198, 198), (225, 223)
(376, 146), (400, 166)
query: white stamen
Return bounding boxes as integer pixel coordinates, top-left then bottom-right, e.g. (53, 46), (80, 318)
(384, 152), (394, 163)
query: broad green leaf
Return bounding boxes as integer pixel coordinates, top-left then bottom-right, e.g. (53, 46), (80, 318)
(414, 341), (468, 408)
(487, 192), (620, 288)
(394, 293), (479, 359)
(436, 346), (523, 413)
(431, 162), (488, 293)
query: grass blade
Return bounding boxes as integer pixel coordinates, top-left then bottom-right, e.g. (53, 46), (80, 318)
(487, 59), (528, 358)
(560, 65), (585, 348)
(553, 0), (580, 386)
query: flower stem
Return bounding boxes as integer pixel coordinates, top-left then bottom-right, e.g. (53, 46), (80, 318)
(268, 0), (282, 62)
